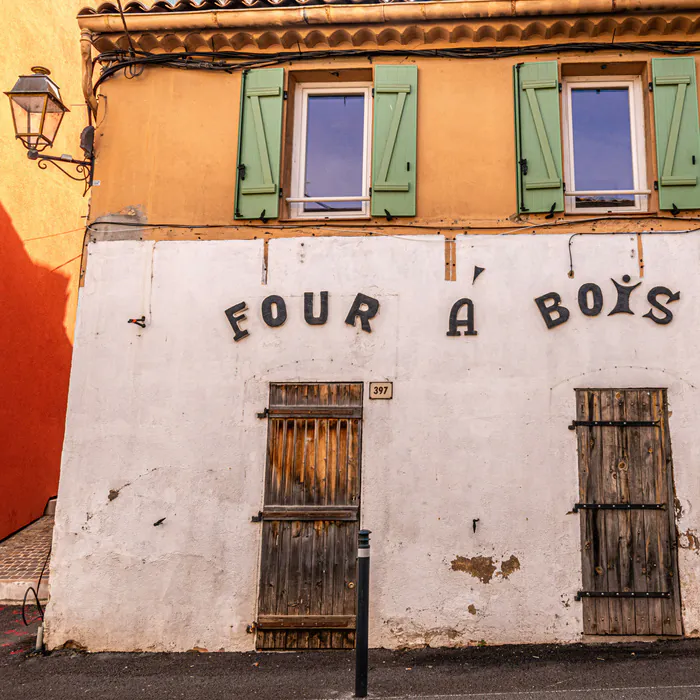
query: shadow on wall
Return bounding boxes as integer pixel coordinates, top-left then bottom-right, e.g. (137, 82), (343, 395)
(0, 202), (73, 541)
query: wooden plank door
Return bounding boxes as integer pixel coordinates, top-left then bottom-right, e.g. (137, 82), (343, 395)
(256, 383), (362, 650)
(574, 388), (682, 636)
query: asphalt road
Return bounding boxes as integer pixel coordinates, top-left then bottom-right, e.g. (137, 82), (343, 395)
(3, 605), (700, 699)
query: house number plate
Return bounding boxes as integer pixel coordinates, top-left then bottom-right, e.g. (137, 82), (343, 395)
(369, 382), (393, 400)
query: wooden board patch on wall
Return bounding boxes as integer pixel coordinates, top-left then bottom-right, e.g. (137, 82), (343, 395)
(573, 388), (682, 636)
(256, 383), (363, 650)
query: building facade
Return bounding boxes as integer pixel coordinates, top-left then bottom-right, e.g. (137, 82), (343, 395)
(47, 0), (700, 650)
(0, 0), (87, 541)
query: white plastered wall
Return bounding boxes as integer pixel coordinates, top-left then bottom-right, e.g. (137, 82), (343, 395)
(45, 233), (700, 651)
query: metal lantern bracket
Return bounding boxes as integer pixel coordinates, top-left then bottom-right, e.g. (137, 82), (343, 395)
(26, 125), (94, 191)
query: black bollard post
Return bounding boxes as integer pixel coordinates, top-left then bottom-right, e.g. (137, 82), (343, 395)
(355, 529), (371, 698)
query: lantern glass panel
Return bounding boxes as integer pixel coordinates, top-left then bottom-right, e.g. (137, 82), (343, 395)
(8, 92), (65, 151)
(10, 93), (46, 147)
(42, 96), (65, 146)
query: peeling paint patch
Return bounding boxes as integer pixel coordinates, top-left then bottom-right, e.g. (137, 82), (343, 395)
(679, 529), (700, 551)
(497, 555), (521, 579)
(451, 555), (497, 583)
(467, 604), (477, 615)
(675, 498), (684, 520)
(384, 619), (464, 648)
(451, 554), (521, 582)
(60, 639), (87, 651)
(90, 207), (147, 242)
(443, 629), (460, 641)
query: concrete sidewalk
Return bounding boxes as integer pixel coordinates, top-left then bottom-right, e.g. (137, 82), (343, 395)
(3, 603), (700, 700)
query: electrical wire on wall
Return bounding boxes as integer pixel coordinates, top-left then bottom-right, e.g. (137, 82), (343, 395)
(92, 40), (700, 92)
(114, 0), (138, 58)
(85, 35), (700, 277)
(566, 227), (700, 278)
(84, 219), (700, 280)
(96, 40), (700, 65)
(87, 215), (700, 238)
(86, 37), (700, 230)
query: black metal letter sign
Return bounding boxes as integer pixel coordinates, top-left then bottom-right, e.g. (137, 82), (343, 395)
(262, 295), (288, 327)
(534, 292), (570, 329)
(345, 293), (380, 333)
(446, 298), (477, 337)
(225, 277), (682, 341)
(577, 283), (604, 317)
(225, 302), (250, 342)
(608, 276), (642, 316)
(304, 291), (329, 326)
(535, 277), (681, 329)
(643, 287), (681, 325)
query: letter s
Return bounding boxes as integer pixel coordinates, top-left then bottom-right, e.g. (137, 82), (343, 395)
(643, 287), (681, 325)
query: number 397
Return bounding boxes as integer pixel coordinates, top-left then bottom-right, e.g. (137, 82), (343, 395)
(369, 382), (392, 399)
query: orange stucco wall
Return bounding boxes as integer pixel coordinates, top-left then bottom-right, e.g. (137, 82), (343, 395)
(87, 45), (698, 235)
(90, 59), (520, 226)
(0, 1), (86, 540)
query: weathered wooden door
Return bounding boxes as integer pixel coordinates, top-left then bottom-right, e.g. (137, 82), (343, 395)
(573, 388), (682, 635)
(256, 383), (362, 650)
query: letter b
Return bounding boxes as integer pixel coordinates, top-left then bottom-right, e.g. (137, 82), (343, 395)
(534, 292), (570, 330)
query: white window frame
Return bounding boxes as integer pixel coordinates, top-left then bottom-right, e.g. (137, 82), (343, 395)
(289, 82), (372, 220)
(562, 76), (649, 214)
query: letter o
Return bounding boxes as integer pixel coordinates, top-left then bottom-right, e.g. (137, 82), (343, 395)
(578, 283), (603, 317)
(261, 295), (287, 327)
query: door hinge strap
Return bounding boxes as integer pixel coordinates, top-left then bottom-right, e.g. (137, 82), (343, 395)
(573, 503), (666, 512)
(261, 505), (358, 521)
(569, 420), (659, 430)
(267, 406), (362, 419)
(575, 591), (670, 601)
(256, 614), (356, 630)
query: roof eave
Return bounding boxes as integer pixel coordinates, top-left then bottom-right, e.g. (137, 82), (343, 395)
(77, 0), (700, 34)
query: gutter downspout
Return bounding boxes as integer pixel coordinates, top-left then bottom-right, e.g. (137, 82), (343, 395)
(80, 30), (99, 118)
(77, 0), (700, 33)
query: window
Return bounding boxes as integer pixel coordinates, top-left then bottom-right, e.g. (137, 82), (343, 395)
(562, 77), (648, 214)
(235, 66), (417, 221)
(289, 83), (372, 220)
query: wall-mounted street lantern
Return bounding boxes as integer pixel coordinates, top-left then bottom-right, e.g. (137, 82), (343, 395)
(5, 67), (94, 190)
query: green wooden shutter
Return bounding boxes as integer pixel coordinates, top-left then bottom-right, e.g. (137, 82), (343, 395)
(371, 65), (418, 218)
(514, 61), (564, 214)
(234, 68), (284, 220)
(652, 57), (700, 211)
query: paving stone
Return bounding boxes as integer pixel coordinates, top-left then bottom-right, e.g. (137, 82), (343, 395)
(0, 517), (53, 582)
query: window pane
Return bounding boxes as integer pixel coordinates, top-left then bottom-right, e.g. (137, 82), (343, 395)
(304, 94), (365, 212)
(571, 87), (635, 208)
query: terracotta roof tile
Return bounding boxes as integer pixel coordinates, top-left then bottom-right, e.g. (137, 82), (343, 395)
(79, 0), (412, 13)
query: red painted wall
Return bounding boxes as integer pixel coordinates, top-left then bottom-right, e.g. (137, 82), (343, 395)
(1, 1), (86, 541)
(0, 203), (73, 541)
